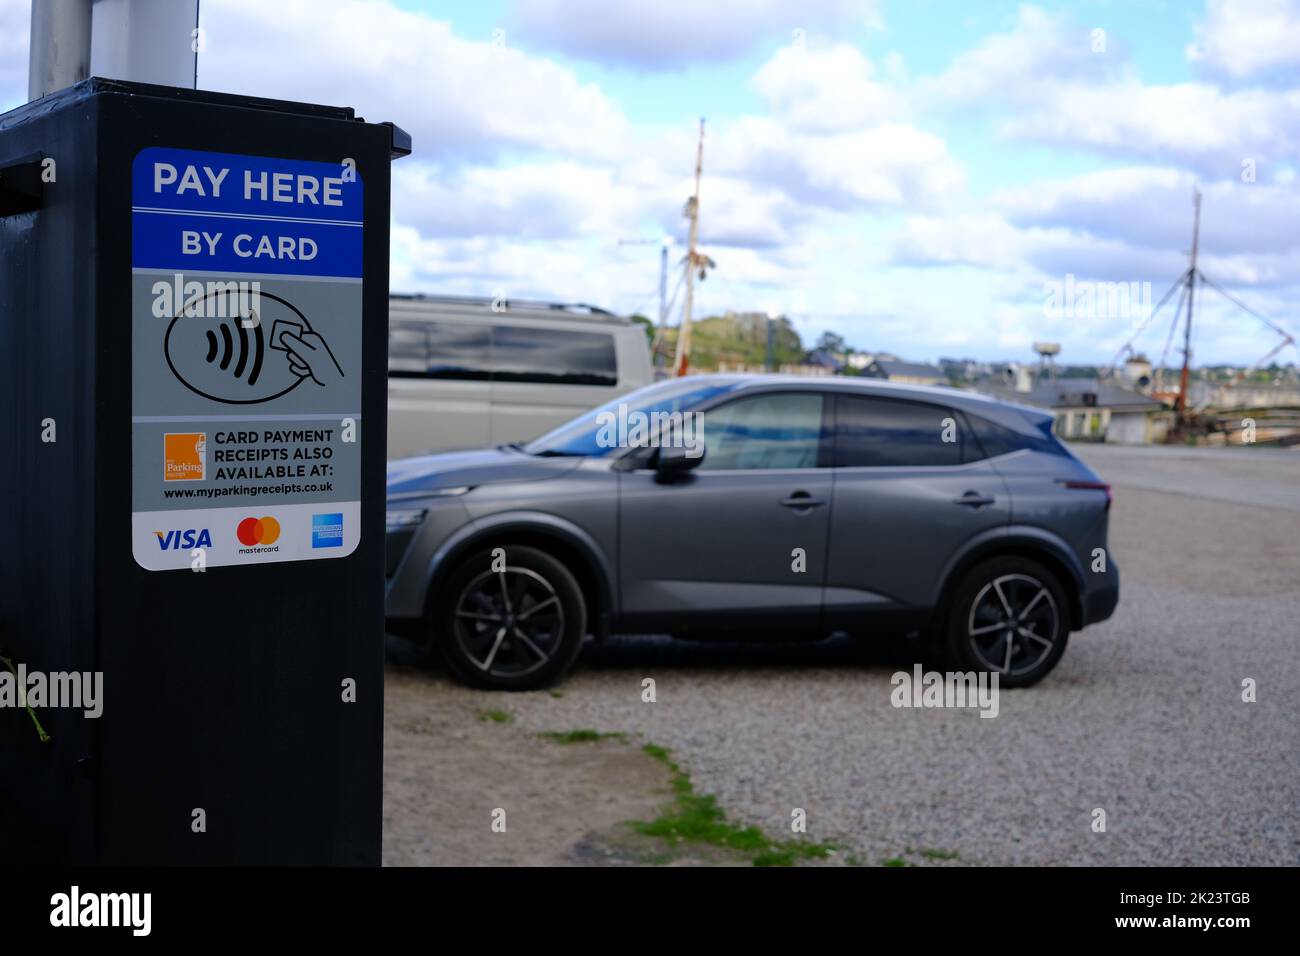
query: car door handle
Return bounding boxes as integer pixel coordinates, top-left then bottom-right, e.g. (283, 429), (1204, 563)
(780, 491), (826, 509)
(953, 491), (995, 507)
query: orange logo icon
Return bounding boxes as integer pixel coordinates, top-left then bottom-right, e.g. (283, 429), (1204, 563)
(163, 432), (206, 482)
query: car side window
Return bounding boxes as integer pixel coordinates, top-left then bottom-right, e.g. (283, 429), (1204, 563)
(834, 394), (963, 467)
(963, 412), (1068, 459)
(698, 392), (824, 470)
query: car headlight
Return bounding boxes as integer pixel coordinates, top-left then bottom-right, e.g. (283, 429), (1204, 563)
(385, 508), (427, 532)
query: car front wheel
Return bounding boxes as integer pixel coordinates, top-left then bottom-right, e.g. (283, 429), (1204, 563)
(436, 545), (587, 691)
(944, 556), (1069, 688)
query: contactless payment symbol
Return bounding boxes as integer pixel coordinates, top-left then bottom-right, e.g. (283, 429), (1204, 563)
(164, 290), (344, 405)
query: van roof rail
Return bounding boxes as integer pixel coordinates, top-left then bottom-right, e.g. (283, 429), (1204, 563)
(389, 293), (629, 323)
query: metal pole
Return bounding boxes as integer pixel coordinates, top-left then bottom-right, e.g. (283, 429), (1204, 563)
(658, 241), (668, 330)
(27, 0), (94, 101)
(674, 118), (704, 377)
(1176, 188), (1201, 417)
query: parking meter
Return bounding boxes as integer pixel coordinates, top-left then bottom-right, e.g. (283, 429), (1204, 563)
(0, 78), (408, 864)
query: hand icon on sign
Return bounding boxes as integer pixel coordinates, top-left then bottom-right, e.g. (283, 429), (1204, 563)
(283, 330), (345, 388)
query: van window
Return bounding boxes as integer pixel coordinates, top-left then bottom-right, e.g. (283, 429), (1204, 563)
(426, 323), (491, 380)
(390, 320), (495, 380)
(387, 320), (614, 385)
(491, 325), (617, 386)
(388, 323), (430, 376)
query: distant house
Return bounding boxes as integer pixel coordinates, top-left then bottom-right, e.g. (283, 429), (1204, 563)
(864, 358), (946, 386)
(804, 348), (845, 372)
(939, 357), (988, 380)
(976, 375), (1168, 444)
(846, 352), (873, 371)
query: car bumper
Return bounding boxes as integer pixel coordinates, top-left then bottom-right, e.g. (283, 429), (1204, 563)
(1080, 558), (1119, 627)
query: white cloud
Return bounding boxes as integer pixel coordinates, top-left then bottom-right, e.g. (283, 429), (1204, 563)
(890, 214), (1034, 270)
(394, 161), (645, 241)
(1003, 81), (1300, 171)
(997, 166), (1300, 255)
(199, 0), (630, 162)
(713, 116), (964, 211)
(1187, 0), (1300, 80)
(752, 42), (902, 131)
(507, 0), (879, 69)
(891, 164), (1300, 298)
(921, 4), (1300, 176)
(919, 5), (1124, 107)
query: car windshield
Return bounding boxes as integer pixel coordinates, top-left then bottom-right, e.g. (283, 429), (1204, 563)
(523, 378), (741, 457)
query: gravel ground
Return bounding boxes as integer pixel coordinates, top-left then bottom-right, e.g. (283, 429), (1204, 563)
(384, 443), (1300, 866)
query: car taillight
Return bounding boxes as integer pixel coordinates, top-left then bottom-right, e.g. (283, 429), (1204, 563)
(1059, 479), (1112, 507)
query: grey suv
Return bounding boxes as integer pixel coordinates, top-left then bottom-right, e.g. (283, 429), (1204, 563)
(385, 375), (1119, 690)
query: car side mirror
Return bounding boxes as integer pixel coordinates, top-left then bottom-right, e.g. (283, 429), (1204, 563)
(655, 443), (704, 480)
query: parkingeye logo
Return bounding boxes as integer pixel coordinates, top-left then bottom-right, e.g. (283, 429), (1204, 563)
(154, 528), (212, 550)
(163, 432), (206, 481)
(311, 512), (343, 548)
(236, 515), (281, 553)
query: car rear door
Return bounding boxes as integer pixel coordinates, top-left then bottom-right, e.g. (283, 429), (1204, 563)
(617, 389), (832, 637)
(824, 393), (1010, 630)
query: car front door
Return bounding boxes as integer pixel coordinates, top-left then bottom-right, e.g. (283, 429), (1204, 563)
(617, 389), (832, 638)
(824, 393), (1010, 632)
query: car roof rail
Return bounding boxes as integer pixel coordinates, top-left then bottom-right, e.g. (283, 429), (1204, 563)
(389, 293), (628, 323)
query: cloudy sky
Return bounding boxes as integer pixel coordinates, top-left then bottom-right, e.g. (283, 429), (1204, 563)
(3, 0), (1299, 366)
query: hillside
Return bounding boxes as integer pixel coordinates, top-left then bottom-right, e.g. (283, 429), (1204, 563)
(654, 311), (805, 370)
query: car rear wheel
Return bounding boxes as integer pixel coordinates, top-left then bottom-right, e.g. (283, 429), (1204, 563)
(944, 556), (1069, 688)
(436, 545), (587, 691)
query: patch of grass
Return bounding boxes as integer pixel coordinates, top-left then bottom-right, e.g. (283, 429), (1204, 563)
(634, 744), (835, 867)
(539, 729), (626, 745)
(548, 690), (564, 699)
(918, 847), (959, 861)
(479, 708), (513, 724)
(882, 857), (912, 867)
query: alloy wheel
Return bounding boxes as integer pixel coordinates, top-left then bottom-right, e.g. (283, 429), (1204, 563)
(966, 573), (1060, 678)
(452, 566), (565, 679)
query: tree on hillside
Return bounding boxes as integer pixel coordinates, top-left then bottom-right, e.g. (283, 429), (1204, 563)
(816, 331), (848, 354)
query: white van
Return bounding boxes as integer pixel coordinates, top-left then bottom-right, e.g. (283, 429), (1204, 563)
(387, 295), (655, 459)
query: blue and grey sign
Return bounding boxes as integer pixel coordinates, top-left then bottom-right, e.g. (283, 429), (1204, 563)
(131, 147), (364, 571)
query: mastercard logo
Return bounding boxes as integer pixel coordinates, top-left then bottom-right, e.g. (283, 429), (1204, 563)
(236, 516), (281, 546)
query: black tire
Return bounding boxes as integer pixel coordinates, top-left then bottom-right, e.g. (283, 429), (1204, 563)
(435, 545), (587, 691)
(943, 556), (1069, 688)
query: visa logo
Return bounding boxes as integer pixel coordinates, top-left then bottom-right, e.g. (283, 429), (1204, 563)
(153, 528), (213, 550)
